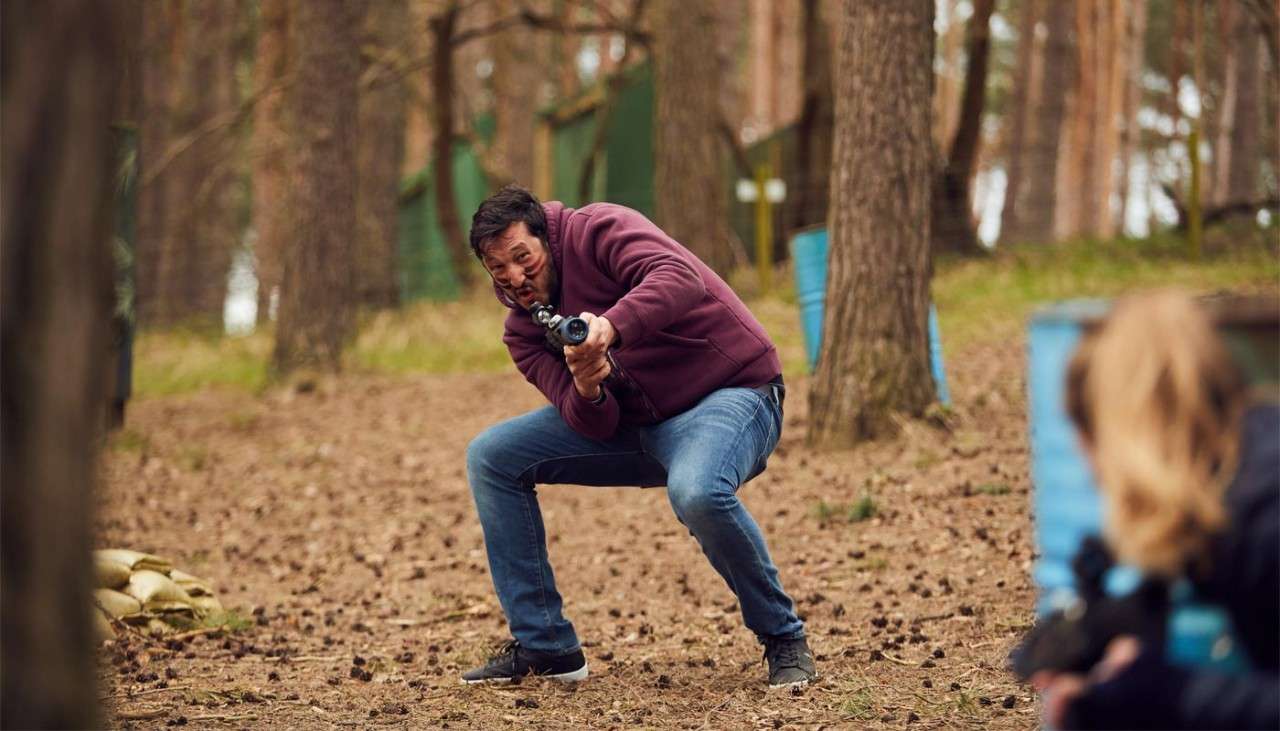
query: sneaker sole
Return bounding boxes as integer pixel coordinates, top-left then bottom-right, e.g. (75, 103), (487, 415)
(461, 663), (589, 685)
(768, 675), (816, 690)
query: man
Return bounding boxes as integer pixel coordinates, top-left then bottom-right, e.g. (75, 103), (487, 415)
(461, 185), (814, 689)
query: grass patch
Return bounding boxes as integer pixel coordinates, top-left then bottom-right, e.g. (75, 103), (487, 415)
(840, 686), (879, 721)
(812, 494), (878, 524)
(974, 482), (1011, 496)
(109, 428), (150, 453)
(129, 229), (1277, 397)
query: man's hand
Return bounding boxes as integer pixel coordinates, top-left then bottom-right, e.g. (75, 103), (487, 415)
(564, 313), (617, 401)
(1030, 636), (1141, 729)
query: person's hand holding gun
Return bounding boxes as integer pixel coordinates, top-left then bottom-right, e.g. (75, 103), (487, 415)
(564, 313), (616, 401)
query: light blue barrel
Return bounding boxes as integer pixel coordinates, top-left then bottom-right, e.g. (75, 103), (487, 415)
(790, 227), (950, 405)
(1027, 300), (1250, 672)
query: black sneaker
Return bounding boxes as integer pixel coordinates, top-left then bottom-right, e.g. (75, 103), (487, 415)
(460, 640), (588, 684)
(763, 636), (816, 689)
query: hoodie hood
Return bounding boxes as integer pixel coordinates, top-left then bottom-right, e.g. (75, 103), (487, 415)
(491, 201), (570, 310)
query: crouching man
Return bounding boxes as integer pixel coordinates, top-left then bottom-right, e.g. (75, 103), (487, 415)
(461, 185), (814, 689)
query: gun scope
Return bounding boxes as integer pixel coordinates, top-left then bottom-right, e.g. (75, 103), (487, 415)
(531, 303), (589, 347)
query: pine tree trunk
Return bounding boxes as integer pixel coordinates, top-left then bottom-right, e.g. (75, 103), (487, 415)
(252, 0), (291, 323)
(273, 0), (359, 375)
(998, 0), (1041, 245)
(1, 3), (121, 727)
(932, 0), (993, 256)
(789, 0), (835, 234)
(1224, 7), (1264, 205)
(356, 0), (408, 308)
(492, 0), (540, 186)
(1020, 0), (1074, 243)
(136, 2), (178, 325)
(808, 0), (936, 448)
(1117, 0), (1148, 229)
(430, 3), (479, 288)
(653, 0), (734, 276)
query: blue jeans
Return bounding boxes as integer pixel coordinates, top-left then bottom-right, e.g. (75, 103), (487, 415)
(466, 386), (805, 654)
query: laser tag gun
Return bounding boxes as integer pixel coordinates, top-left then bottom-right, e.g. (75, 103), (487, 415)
(531, 302), (589, 349)
(1011, 536), (1169, 680)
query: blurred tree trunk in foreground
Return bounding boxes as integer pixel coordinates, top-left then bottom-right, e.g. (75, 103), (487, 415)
(1, 2), (122, 727)
(789, 0), (835, 234)
(931, 0), (993, 256)
(653, 0), (734, 275)
(1015, 0), (1074, 244)
(273, 0), (359, 375)
(809, 0), (935, 448)
(252, 0), (292, 323)
(998, 0), (1041, 245)
(356, 0), (408, 308)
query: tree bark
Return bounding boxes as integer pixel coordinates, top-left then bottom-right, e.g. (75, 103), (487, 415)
(273, 0), (359, 375)
(252, 0), (291, 322)
(356, 0), (408, 308)
(492, 0), (541, 187)
(1, 2), (121, 727)
(1223, 6), (1264, 206)
(932, 0), (993, 256)
(159, 0), (240, 327)
(789, 0), (835, 234)
(808, 0), (936, 448)
(1017, 0), (1074, 244)
(135, 1), (180, 325)
(998, 0), (1041, 245)
(1117, 0), (1148, 229)
(653, 0), (734, 276)
(430, 3), (480, 288)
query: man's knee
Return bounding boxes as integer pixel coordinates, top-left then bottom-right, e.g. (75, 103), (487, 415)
(666, 475), (729, 526)
(466, 423), (514, 486)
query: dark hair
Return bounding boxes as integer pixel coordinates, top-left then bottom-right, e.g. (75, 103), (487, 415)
(469, 185), (548, 259)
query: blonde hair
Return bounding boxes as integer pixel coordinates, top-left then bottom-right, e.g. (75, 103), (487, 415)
(1066, 291), (1247, 577)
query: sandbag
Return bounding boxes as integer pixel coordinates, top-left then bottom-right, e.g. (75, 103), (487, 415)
(96, 549), (172, 574)
(169, 569), (213, 597)
(190, 595), (223, 616)
(93, 610), (117, 641)
(125, 570), (192, 610)
(94, 588), (143, 619)
(94, 557), (132, 590)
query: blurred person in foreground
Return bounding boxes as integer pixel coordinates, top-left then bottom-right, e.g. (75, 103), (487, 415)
(458, 185), (813, 688)
(1034, 291), (1279, 729)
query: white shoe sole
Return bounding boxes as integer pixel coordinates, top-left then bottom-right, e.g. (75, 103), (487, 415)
(768, 675), (815, 690)
(461, 662), (589, 685)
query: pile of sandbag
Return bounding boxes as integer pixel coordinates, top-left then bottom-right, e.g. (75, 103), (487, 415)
(93, 549), (223, 639)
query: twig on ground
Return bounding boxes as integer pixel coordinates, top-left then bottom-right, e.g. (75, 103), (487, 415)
(186, 713), (260, 722)
(100, 683), (193, 701)
(880, 652), (917, 667)
(116, 707), (169, 720)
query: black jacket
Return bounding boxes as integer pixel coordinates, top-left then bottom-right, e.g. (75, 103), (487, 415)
(1067, 405), (1280, 730)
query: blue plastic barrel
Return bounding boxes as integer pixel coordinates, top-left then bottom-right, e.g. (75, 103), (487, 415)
(1027, 300), (1249, 672)
(790, 227), (950, 405)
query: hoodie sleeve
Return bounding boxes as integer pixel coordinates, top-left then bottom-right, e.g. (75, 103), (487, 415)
(578, 205), (707, 348)
(505, 322), (621, 441)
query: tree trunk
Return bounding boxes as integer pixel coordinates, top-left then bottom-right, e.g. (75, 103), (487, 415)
(1018, 0), (1074, 244)
(808, 0), (936, 448)
(998, 0), (1041, 245)
(135, 1), (179, 325)
(1, 2), (121, 727)
(252, 0), (291, 323)
(430, 3), (479, 288)
(492, 0), (541, 187)
(789, 0), (835, 234)
(653, 0), (734, 276)
(160, 0), (240, 327)
(1117, 0), (1148, 229)
(356, 0), (408, 309)
(1223, 6), (1264, 206)
(273, 0), (359, 375)
(932, 0), (993, 256)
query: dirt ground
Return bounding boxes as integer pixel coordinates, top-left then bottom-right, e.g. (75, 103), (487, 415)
(97, 335), (1042, 730)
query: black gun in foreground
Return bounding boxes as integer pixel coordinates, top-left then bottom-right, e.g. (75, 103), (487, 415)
(1010, 536), (1168, 680)
(531, 302), (589, 349)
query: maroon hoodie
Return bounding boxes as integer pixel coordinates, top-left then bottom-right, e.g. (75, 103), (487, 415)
(496, 201), (781, 440)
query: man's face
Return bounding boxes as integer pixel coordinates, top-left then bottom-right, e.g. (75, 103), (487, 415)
(480, 221), (557, 310)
